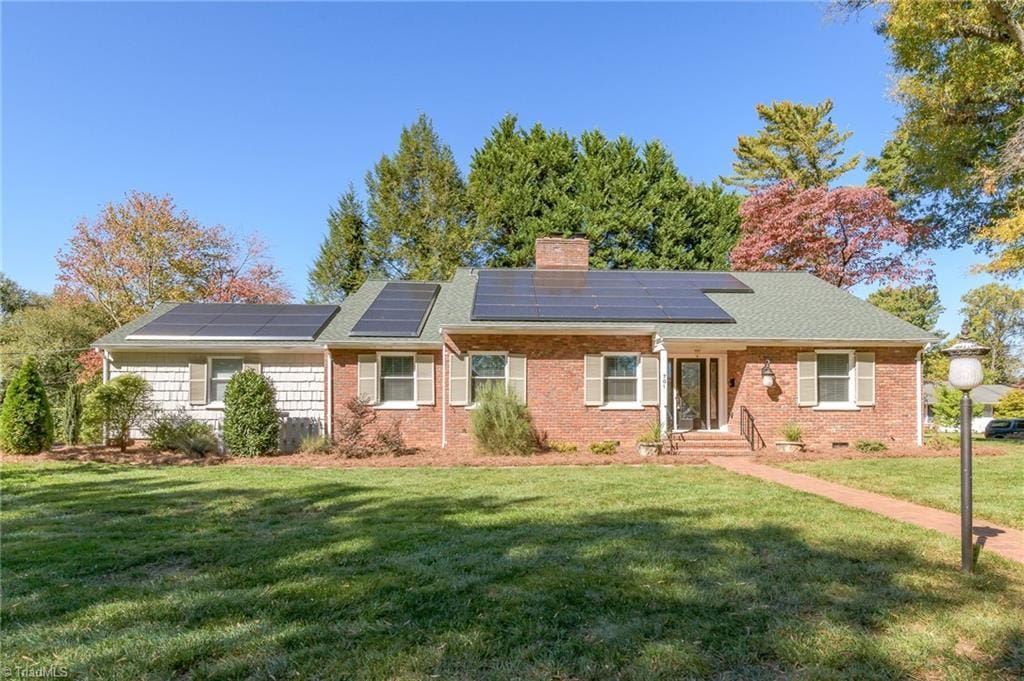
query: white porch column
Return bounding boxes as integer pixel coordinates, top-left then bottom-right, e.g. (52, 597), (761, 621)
(659, 347), (669, 435)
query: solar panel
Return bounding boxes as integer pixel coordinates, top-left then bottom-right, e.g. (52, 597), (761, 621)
(350, 282), (440, 337)
(127, 304), (339, 340)
(470, 270), (751, 323)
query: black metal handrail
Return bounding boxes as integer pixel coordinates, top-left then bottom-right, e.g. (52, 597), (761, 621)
(739, 406), (764, 450)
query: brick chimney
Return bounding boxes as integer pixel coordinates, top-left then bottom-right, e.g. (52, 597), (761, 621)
(535, 236), (590, 270)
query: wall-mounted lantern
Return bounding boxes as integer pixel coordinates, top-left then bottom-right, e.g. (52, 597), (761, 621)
(761, 358), (776, 388)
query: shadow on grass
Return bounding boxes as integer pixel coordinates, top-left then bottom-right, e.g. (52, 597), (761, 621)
(2, 465), (1021, 680)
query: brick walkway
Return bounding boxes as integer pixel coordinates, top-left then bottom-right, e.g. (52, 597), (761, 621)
(708, 456), (1024, 566)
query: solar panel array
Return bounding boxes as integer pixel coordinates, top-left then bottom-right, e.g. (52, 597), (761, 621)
(471, 270), (751, 323)
(350, 282), (441, 337)
(127, 303), (339, 340)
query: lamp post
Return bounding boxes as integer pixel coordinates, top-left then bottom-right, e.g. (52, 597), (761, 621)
(941, 330), (990, 573)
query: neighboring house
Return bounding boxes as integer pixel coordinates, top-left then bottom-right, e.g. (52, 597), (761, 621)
(93, 237), (936, 452)
(923, 383), (1014, 433)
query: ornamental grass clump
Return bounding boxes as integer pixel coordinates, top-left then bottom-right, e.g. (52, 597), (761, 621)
(222, 370), (279, 457)
(469, 383), (539, 455)
(0, 356), (54, 454)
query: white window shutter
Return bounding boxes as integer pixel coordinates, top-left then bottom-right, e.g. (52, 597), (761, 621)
(508, 354), (527, 403)
(189, 359), (208, 405)
(856, 352), (875, 406)
(415, 354), (435, 405)
(797, 352), (817, 406)
(357, 354), (377, 404)
(640, 355), (659, 405)
(584, 355), (603, 405)
(449, 352), (469, 406)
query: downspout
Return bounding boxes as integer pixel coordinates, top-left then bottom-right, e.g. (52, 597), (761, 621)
(101, 348), (111, 445)
(916, 349), (923, 446)
(324, 347), (333, 438)
(441, 336), (447, 449)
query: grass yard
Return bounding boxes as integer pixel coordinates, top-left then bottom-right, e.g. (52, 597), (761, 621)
(2, 463), (1023, 680)
(783, 439), (1024, 530)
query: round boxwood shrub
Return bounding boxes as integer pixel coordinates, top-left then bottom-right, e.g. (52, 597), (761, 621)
(0, 356), (55, 454)
(222, 370), (279, 456)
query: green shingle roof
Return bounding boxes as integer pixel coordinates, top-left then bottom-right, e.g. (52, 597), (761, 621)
(97, 269), (938, 349)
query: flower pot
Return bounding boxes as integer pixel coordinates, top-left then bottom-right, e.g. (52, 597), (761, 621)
(775, 441), (805, 453)
(637, 442), (662, 457)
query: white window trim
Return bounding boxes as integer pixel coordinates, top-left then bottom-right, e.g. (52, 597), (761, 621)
(466, 351), (509, 410)
(376, 352), (418, 410)
(812, 349), (860, 411)
(599, 352), (642, 410)
(206, 355), (243, 409)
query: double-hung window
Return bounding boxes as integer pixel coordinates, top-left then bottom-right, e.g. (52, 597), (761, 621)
(816, 352), (853, 406)
(604, 355), (639, 404)
(209, 358), (243, 404)
(380, 355), (415, 404)
(471, 354), (507, 403)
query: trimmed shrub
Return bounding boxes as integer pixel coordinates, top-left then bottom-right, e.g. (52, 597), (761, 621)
(588, 440), (618, 455)
(995, 389), (1024, 418)
(469, 383), (539, 455)
(0, 356), (55, 454)
(299, 434), (331, 454)
(83, 374), (154, 452)
(147, 410), (218, 455)
(62, 382), (83, 445)
(854, 438), (888, 453)
(332, 397), (412, 458)
(547, 440), (578, 453)
(222, 370), (279, 456)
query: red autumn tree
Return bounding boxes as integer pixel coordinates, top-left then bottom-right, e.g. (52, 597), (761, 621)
(730, 183), (929, 288)
(56, 191), (291, 326)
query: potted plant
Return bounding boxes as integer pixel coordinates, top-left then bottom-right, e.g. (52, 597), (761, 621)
(637, 420), (663, 456)
(776, 421), (805, 453)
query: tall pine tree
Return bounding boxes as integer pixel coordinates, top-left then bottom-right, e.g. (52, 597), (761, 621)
(307, 187), (369, 303)
(725, 99), (860, 190)
(365, 114), (479, 280)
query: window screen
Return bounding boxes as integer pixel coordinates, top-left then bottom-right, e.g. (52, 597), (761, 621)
(471, 354), (507, 402)
(380, 355), (415, 402)
(210, 358), (243, 403)
(604, 355), (639, 403)
(817, 353), (850, 403)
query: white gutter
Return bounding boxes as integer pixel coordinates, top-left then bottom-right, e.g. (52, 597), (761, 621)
(658, 336), (935, 347)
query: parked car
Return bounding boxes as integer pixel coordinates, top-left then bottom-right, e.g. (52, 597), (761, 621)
(984, 419), (1024, 439)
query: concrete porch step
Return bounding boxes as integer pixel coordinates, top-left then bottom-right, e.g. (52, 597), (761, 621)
(670, 430), (745, 441)
(667, 447), (752, 456)
(672, 440), (751, 451)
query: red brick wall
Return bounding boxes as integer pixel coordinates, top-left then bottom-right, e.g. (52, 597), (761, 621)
(329, 341), (922, 453)
(329, 349), (444, 450)
(726, 346), (921, 448)
(444, 334), (658, 452)
(535, 237), (589, 270)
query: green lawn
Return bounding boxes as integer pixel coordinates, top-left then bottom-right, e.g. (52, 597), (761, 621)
(2, 463), (1023, 680)
(783, 439), (1024, 530)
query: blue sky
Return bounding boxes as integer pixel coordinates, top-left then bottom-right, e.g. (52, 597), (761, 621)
(2, 2), (1015, 334)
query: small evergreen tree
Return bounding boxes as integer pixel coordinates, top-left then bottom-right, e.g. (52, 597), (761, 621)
(307, 186), (369, 303)
(63, 382), (82, 445)
(222, 370), (279, 456)
(83, 374), (154, 451)
(0, 356), (54, 454)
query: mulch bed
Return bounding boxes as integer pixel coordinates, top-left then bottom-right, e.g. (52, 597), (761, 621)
(0, 444), (708, 468)
(3, 443), (1005, 469)
(753, 443), (1007, 465)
